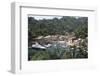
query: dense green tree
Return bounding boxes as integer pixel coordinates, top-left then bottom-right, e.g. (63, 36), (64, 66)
(74, 25), (88, 38)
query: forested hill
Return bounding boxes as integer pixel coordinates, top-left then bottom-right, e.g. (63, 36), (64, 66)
(28, 16), (88, 38)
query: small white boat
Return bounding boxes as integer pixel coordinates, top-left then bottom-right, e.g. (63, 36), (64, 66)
(32, 42), (46, 49)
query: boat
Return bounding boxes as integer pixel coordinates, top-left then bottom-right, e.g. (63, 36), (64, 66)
(32, 42), (46, 49)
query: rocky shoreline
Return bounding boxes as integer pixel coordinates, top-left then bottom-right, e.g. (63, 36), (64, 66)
(31, 34), (87, 48)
